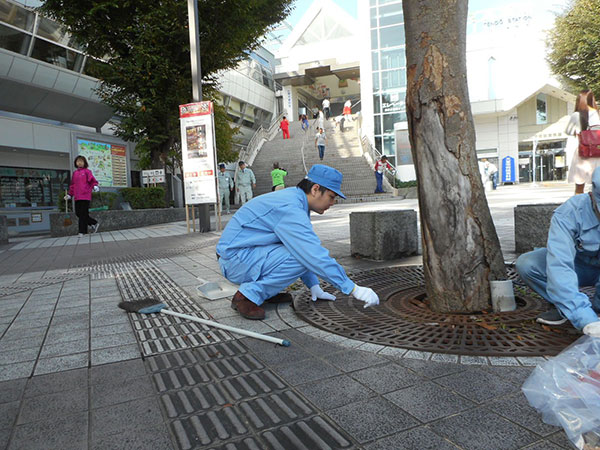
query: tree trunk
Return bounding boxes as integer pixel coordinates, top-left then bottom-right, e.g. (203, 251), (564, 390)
(403, 0), (506, 312)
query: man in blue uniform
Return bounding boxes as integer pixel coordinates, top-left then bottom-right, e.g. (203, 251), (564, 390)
(216, 164), (380, 320)
(516, 167), (600, 337)
(217, 163), (234, 214)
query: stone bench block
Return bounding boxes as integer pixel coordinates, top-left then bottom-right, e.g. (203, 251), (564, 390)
(514, 203), (562, 254)
(350, 210), (418, 260)
(0, 215), (7, 245)
(49, 207), (187, 237)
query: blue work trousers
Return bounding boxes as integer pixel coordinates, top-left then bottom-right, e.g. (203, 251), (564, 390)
(515, 247), (600, 314)
(375, 171), (384, 193)
(218, 244), (308, 305)
(318, 145), (325, 160)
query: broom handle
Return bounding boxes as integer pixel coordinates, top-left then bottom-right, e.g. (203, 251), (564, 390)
(160, 309), (290, 346)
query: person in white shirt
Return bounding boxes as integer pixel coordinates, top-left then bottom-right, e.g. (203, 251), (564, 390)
(566, 89), (600, 194)
(315, 128), (327, 160)
(322, 98), (331, 120)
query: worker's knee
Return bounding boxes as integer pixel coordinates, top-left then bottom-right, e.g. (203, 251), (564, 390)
(515, 249), (545, 280)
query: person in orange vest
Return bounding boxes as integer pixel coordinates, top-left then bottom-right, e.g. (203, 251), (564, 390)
(280, 116), (290, 139)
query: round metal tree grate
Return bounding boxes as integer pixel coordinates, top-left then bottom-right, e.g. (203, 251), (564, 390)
(293, 266), (582, 357)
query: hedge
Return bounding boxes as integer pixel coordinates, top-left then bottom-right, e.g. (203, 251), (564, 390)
(120, 187), (166, 209)
(57, 190), (118, 212)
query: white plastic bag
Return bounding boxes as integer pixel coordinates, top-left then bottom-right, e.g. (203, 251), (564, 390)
(522, 336), (600, 449)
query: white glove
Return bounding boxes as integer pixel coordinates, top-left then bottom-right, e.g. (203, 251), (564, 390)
(64, 194), (71, 200)
(93, 186), (100, 192)
(310, 285), (336, 302)
(351, 284), (379, 308)
(583, 321), (600, 337)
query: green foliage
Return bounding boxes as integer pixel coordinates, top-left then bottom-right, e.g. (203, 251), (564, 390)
(38, 0), (294, 168)
(547, 0), (600, 95)
(120, 187), (167, 209)
(394, 179), (418, 188)
(91, 192), (119, 210)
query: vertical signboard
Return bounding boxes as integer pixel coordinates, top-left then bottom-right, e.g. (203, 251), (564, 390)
(179, 101), (217, 204)
(76, 139), (128, 187)
(502, 156), (516, 183)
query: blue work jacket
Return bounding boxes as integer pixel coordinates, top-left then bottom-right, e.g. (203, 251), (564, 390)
(547, 193), (600, 329)
(216, 187), (355, 294)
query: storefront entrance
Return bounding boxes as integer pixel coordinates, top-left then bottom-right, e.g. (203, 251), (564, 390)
(518, 140), (567, 183)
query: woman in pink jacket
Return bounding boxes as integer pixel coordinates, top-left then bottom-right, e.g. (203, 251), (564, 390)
(65, 155), (100, 236)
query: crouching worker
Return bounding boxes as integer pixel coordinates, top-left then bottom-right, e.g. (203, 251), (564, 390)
(515, 167), (600, 337)
(216, 164), (380, 320)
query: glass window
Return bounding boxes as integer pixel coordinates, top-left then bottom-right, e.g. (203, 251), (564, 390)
(0, 166), (69, 208)
(0, 0), (35, 32)
(370, 29), (378, 50)
(370, 0), (377, 6)
(0, 22), (31, 54)
(381, 91), (405, 113)
(372, 72), (380, 92)
(379, 0), (402, 4)
(378, 4), (403, 27)
(370, 7), (377, 28)
(379, 25), (404, 48)
(374, 115), (382, 135)
(371, 51), (379, 71)
(373, 94), (381, 114)
(381, 69), (405, 90)
(375, 136), (382, 152)
(380, 47), (405, 70)
(31, 38), (83, 70)
(536, 93), (547, 125)
(82, 56), (108, 77)
(383, 113), (405, 133)
(383, 135), (396, 156)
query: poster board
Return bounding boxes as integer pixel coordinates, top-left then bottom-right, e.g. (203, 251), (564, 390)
(179, 101), (217, 205)
(76, 139), (128, 187)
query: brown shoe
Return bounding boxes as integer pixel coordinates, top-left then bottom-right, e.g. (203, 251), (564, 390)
(231, 291), (265, 320)
(264, 292), (293, 304)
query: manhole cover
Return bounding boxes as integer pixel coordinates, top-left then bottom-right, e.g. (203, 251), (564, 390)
(293, 266), (580, 357)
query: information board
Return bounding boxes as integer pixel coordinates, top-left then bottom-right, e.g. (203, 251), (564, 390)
(76, 139), (128, 187)
(179, 102), (217, 205)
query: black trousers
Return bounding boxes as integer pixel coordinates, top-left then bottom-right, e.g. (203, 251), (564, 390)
(75, 200), (97, 234)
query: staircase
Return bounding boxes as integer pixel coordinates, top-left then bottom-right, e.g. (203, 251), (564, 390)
(250, 118), (393, 202)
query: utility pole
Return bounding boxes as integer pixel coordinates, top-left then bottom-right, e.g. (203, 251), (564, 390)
(187, 0), (211, 232)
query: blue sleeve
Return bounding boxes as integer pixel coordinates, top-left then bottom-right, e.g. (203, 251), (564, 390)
(273, 208), (355, 294)
(546, 210), (599, 329)
(251, 170), (256, 184)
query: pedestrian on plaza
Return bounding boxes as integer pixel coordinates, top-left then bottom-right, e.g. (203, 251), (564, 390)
(235, 161), (256, 205)
(322, 98), (331, 120)
(315, 128), (327, 160)
(301, 114), (310, 131)
(483, 159), (498, 190)
(280, 116), (290, 139)
(567, 89), (600, 194)
(64, 155), (100, 237)
(374, 155), (393, 193)
(312, 106), (319, 119)
(216, 164), (380, 320)
(317, 109), (325, 130)
(515, 166), (600, 337)
(217, 163), (234, 214)
(271, 162), (287, 191)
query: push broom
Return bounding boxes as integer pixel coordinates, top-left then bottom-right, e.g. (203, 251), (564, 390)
(118, 298), (291, 347)
(63, 194), (72, 227)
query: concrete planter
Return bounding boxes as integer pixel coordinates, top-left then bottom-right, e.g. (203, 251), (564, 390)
(49, 208), (187, 237)
(395, 187), (418, 199)
(350, 210), (419, 260)
(514, 203), (562, 254)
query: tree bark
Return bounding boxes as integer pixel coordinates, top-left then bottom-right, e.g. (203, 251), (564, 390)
(403, 0), (506, 312)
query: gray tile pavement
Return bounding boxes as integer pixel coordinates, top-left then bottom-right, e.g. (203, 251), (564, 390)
(0, 183), (579, 449)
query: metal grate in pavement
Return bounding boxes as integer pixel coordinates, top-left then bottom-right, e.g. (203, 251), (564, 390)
(113, 260), (234, 356)
(293, 266), (579, 357)
(145, 344), (355, 450)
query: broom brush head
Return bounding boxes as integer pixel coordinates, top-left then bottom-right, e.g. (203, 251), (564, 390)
(118, 298), (167, 314)
(63, 217), (72, 226)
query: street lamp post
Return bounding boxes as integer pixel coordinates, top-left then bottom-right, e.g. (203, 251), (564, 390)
(187, 0), (211, 232)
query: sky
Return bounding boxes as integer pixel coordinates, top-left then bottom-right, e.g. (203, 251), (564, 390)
(264, 0), (571, 53)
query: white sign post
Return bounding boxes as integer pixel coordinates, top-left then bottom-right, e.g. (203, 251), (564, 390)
(142, 169), (165, 186)
(179, 101), (218, 232)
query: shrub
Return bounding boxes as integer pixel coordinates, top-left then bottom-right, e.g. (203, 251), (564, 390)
(91, 192), (119, 210)
(120, 187), (166, 209)
(394, 179), (418, 189)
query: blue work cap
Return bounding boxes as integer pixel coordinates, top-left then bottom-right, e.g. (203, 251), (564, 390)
(306, 164), (346, 199)
(218, 163), (226, 169)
